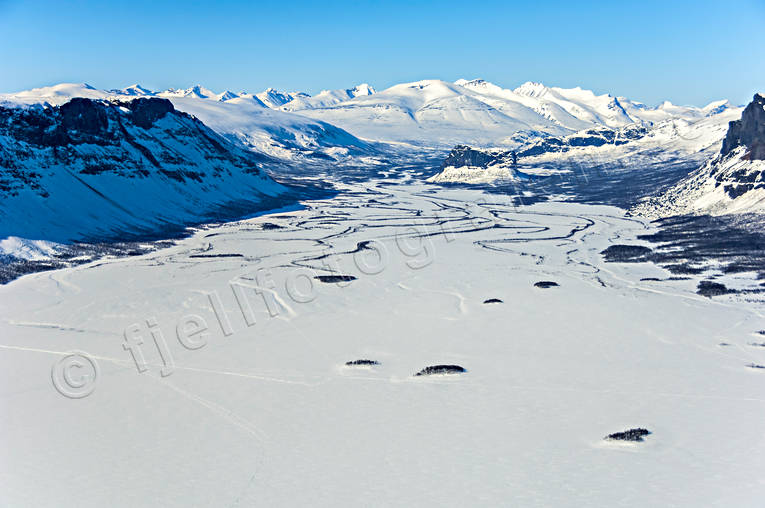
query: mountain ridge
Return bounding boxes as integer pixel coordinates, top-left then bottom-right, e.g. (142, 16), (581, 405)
(2, 79), (735, 149)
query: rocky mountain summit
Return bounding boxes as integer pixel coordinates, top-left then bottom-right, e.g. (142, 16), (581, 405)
(721, 93), (765, 160)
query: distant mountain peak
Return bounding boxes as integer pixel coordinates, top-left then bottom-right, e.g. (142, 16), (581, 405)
(514, 81), (549, 97)
(455, 78), (487, 87)
(114, 84), (154, 96)
(217, 90), (239, 102)
(349, 83), (375, 96)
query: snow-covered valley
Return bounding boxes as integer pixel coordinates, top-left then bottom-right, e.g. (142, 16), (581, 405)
(2, 173), (765, 507)
(1, 75), (765, 507)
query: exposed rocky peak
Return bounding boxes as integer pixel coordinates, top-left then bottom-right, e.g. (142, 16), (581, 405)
(0, 97), (178, 148)
(120, 97), (175, 128)
(721, 93), (765, 160)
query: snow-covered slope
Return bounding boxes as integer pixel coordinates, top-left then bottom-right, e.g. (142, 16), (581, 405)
(0, 97), (287, 243)
(160, 95), (372, 160)
(0, 83), (373, 161)
(297, 78), (732, 147)
(634, 94), (765, 217)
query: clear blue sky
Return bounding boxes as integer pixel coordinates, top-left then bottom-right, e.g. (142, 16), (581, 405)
(1, 0), (763, 106)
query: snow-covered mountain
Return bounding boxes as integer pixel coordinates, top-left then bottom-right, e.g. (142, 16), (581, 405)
(0, 97), (287, 243)
(280, 84), (376, 111)
(0, 83), (373, 161)
(1, 80), (734, 152)
(255, 88), (309, 108)
(634, 94), (765, 217)
(295, 78), (733, 147)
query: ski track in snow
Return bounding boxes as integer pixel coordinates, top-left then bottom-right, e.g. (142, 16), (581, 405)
(1, 174), (765, 507)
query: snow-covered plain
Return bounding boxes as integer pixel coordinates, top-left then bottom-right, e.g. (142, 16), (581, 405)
(2, 175), (764, 507)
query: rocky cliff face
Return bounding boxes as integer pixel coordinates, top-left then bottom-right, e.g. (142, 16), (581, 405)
(439, 145), (513, 169)
(721, 93), (765, 160)
(634, 94), (765, 217)
(0, 97), (287, 242)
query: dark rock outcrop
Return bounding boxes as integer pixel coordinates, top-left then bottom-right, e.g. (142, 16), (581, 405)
(721, 94), (765, 160)
(438, 125), (648, 171)
(519, 125), (647, 157)
(0, 97), (178, 149)
(440, 145), (513, 169)
(122, 97), (175, 129)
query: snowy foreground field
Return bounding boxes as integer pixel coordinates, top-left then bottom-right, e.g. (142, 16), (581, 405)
(2, 176), (765, 507)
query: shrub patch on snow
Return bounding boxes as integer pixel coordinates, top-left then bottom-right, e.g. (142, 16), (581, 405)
(534, 281), (559, 288)
(414, 365), (466, 376)
(483, 298), (503, 304)
(345, 359), (379, 366)
(189, 253), (244, 258)
(697, 281), (733, 298)
(315, 275), (357, 283)
(600, 245), (653, 263)
(605, 428), (651, 442)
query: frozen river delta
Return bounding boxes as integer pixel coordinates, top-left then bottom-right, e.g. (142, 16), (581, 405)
(2, 177), (764, 507)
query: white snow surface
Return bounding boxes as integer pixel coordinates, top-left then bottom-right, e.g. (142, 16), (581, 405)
(1, 177), (764, 507)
